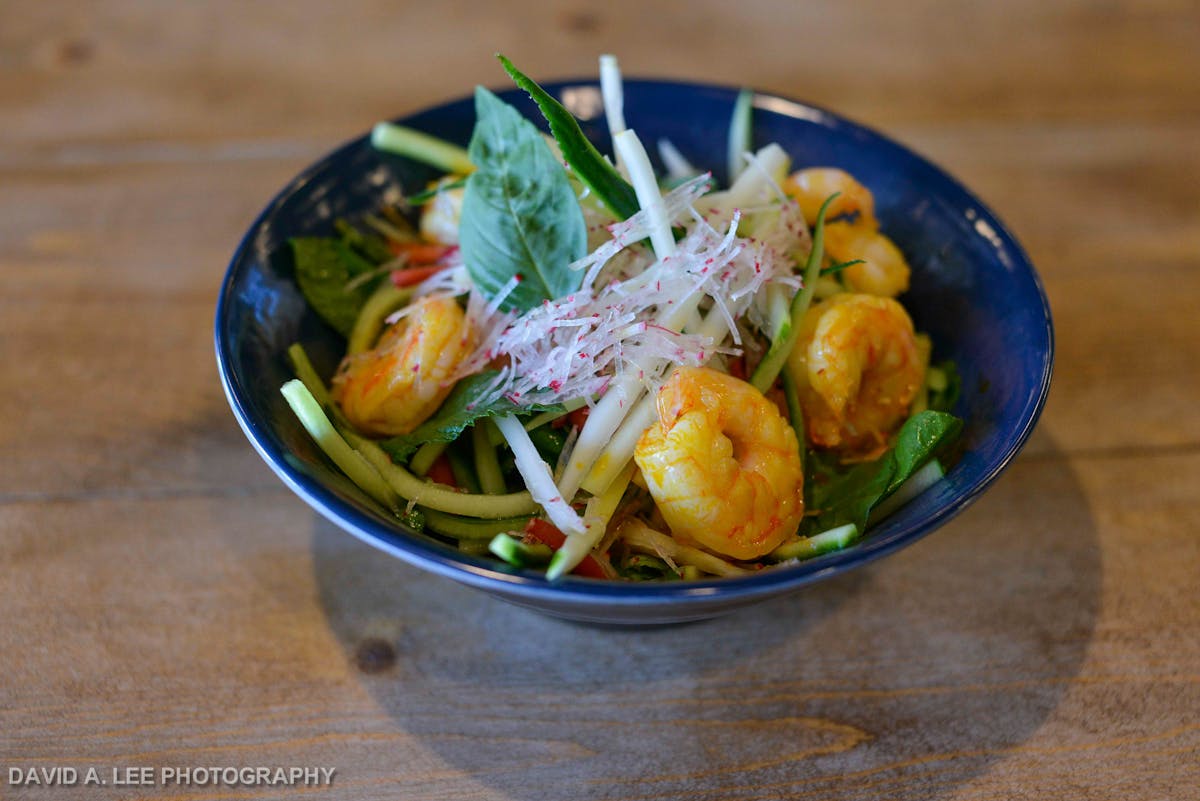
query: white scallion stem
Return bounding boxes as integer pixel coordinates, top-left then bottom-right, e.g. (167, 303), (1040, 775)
(613, 130), (675, 260)
(370, 122), (474, 175)
(493, 414), (586, 537)
(599, 54), (628, 177)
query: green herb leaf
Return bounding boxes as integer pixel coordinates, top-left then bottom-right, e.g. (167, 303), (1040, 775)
(459, 86), (588, 312)
(291, 237), (381, 337)
(378, 370), (562, 463)
(498, 55), (640, 221)
(808, 410), (962, 534)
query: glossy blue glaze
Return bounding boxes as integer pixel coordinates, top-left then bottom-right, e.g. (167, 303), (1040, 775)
(216, 80), (1053, 624)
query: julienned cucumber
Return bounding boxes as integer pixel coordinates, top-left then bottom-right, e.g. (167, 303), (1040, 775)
(489, 533), (553, 568)
(769, 523), (859, 562)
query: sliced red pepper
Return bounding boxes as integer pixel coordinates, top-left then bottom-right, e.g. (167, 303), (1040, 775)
(566, 406), (590, 430)
(390, 264), (449, 287)
(388, 241), (456, 264)
(426, 453), (457, 488)
(523, 519), (608, 580)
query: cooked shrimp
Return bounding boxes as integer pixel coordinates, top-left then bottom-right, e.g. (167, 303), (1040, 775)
(332, 295), (474, 437)
(782, 167), (877, 228)
(788, 293), (923, 455)
(823, 220), (911, 298)
(418, 179), (465, 246)
(634, 367), (805, 560)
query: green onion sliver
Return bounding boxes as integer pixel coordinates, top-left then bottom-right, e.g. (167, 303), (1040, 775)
(371, 122), (474, 175)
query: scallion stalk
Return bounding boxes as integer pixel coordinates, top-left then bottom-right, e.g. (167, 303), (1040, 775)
(371, 122), (474, 175)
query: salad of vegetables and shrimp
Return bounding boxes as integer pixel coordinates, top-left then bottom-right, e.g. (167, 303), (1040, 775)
(280, 55), (963, 582)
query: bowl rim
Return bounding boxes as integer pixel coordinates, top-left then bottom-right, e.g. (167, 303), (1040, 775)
(215, 78), (1054, 607)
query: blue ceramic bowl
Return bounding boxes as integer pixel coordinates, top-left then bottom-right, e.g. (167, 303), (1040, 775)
(216, 80), (1053, 624)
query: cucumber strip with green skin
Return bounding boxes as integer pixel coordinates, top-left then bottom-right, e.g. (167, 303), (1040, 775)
(472, 420), (507, 495)
(868, 459), (945, 525)
(371, 122), (474, 175)
(408, 440), (447, 477)
(457, 540), (491, 556)
(750, 192), (840, 393)
(280, 380), (400, 514)
(347, 283), (412, 356)
(341, 427), (539, 519)
(769, 523), (859, 562)
(287, 344), (331, 407)
(446, 439), (482, 495)
(488, 533), (553, 568)
(422, 509), (531, 540)
(286, 344), (537, 519)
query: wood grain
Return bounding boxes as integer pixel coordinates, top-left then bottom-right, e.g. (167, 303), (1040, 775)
(1, 0), (1198, 799)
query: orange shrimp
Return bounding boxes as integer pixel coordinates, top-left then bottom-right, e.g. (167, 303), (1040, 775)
(788, 293), (924, 456)
(634, 367), (805, 560)
(332, 296), (474, 437)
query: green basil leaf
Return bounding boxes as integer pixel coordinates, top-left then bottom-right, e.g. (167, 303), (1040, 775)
(459, 86), (588, 312)
(498, 55), (640, 221)
(809, 410), (962, 533)
(378, 370), (562, 462)
(291, 237), (380, 337)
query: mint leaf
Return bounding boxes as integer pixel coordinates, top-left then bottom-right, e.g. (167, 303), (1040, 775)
(498, 55), (640, 221)
(291, 237), (381, 337)
(809, 411), (962, 533)
(459, 86), (587, 312)
(378, 370), (562, 462)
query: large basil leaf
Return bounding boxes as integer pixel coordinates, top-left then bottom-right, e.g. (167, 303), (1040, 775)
(458, 87), (587, 312)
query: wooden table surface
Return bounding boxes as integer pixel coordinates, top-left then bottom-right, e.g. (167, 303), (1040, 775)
(3, 2), (1198, 799)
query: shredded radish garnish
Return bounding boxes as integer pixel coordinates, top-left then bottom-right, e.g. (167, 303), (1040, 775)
(455, 172), (801, 408)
